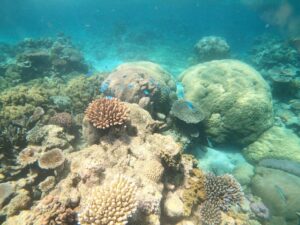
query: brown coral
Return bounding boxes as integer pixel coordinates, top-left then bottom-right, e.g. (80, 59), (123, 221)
(199, 200), (222, 225)
(49, 112), (73, 130)
(139, 159), (164, 183)
(38, 148), (65, 169)
(78, 175), (138, 225)
(85, 97), (129, 129)
(17, 146), (41, 166)
(204, 173), (243, 212)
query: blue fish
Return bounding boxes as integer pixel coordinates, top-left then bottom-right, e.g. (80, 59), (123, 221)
(185, 100), (194, 110)
(105, 96), (114, 100)
(85, 70), (94, 77)
(143, 89), (150, 95)
(99, 81), (110, 93)
(176, 82), (185, 99)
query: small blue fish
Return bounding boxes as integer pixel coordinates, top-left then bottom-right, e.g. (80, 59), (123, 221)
(176, 82), (185, 99)
(185, 100), (194, 110)
(143, 89), (150, 95)
(99, 81), (110, 93)
(127, 83), (134, 89)
(105, 96), (114, 100)
(85, 70), (94, 77)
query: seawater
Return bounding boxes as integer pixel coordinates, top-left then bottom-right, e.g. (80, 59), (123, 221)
(0, 1), (300, 225)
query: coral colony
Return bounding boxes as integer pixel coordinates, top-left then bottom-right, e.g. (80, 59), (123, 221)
(0, 30), (300, 225)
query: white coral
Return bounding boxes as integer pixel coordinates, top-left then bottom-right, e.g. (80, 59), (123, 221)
(78, 175), (138, 225)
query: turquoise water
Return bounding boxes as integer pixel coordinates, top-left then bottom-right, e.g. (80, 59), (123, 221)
(0, 1), (300, 225)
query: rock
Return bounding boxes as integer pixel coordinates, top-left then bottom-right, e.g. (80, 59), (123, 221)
(0, 182), (14, 208)
(251, 167), (300, 223)
(243, 126), (300, 163)
(164, 192), (185, 219)
(179, 60), (273, 145)
(5, 189), (32, 216)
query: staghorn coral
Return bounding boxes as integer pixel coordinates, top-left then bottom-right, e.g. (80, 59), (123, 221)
(49, 112), (73, 130)
(85, 97), (129, 129)
(204, 173), (243, 212)
(38, 148), (65, 170)
(78, 175), (138, 225)
(199, 200), (222, 225)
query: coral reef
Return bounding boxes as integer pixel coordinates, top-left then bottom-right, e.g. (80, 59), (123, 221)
(170, 99), (205, 124)
(195, 36), (230, 62)
(38, 148), (65, 170)
(78, 175), (138, 225)
(251, 166), (300, 224)
(203, 173), (243, 212)
(101, 61), (176, 115)
(258, 159), (300, 177)
(243, 126), (300, 163)
(1, 35), (88, 86)
(179, 59), (274, 145)
(85, 97), (129, 129)
(199, 200), (222, 225)
(49, 112), (73, 130)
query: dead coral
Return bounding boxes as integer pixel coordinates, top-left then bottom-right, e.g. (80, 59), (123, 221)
(78, 175), (138, 225)
(85, 97), (129, 129)
(38, 148), (65, 170)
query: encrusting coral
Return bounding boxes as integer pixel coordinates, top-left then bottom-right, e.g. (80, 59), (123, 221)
(85, 97), (129, 129)
(78, 175), (138, 225)
(38, 148), (65, 169)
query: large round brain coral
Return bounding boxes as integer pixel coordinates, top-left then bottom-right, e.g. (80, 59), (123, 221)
(78, 175), (138, 225)
(179, 59), (274, 145)
(85, 97), (129, 129)
(195, 36), (230, 62)
(100, 61), (176, 114)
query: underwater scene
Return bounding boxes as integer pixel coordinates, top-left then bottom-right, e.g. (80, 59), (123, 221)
(1, 0), (300, 224)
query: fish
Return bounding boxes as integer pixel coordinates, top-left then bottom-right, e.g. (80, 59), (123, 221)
(99, 81), (110, 93)
(85, 70), (94, 77)
(274, 185), (287, 202)
(176, 82), (185, 99)
(143, 89), (150, 95)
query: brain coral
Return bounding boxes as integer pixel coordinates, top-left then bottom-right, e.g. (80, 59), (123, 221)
(78, 175), (138, 225)
(101, 61), (176, 114)
(195, 36), (230, 62)
(179, 59), (274, 145)
(85, 97), (129, 129)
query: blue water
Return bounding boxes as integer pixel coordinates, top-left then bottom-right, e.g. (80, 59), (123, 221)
(0, 0), (270, 74)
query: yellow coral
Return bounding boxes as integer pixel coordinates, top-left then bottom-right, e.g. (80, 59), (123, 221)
(78, 175), (138, 225)
(182, 168), (206, 216)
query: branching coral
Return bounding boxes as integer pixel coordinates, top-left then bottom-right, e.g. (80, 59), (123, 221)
(85, 97), (129, 129)
(199, 200), (222, 225)
(199, 173), (243, 224)
(78, 175), (138, 225)
(204, 173), (243, 212)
